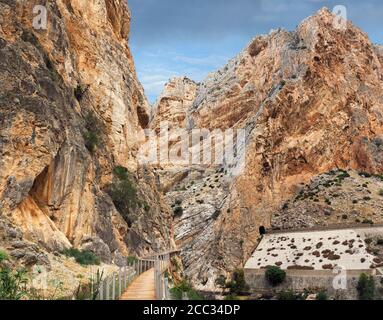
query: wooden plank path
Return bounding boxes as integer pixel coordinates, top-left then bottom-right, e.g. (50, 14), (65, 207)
(120, 268), (156, 300)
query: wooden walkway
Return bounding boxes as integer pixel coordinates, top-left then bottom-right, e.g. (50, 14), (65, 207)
(120, 268), (156, 300)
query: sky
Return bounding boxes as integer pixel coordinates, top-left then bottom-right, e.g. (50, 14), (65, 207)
(128, 0), (383, 103)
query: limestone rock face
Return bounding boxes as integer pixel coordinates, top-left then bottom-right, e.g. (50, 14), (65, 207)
(151, 77), (198, 131)
(152, 8), (383, 289)
(0, 0), (172, 262)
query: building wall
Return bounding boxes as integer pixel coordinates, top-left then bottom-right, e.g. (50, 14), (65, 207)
(244, 269), (375, 300)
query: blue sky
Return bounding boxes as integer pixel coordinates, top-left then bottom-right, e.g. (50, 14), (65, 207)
(128, 0), (383, 103)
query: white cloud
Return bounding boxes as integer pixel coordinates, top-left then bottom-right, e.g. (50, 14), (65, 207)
(136, 52), (230, 102)
(173, 54), (229, 68)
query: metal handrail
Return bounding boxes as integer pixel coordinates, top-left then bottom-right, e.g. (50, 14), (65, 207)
(154, 254), (171, 300)
(92, 266), (136, 300)
(94, 251), (177, 300)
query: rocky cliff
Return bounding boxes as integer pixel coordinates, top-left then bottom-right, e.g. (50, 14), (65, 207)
(152, 8), (383, 289)
(0, 0), (173, 271)
(1, 2), (383, 294)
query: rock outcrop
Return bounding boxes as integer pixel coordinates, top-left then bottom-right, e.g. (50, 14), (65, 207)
(0, 0), (173, 268)
(152, 8), (383, 289)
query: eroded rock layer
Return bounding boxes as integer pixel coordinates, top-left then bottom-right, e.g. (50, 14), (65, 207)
(152, 9), (383, 289)
(0, 0), (173, 266)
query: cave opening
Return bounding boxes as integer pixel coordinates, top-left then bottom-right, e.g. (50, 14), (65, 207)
(259, 226), (266, 235)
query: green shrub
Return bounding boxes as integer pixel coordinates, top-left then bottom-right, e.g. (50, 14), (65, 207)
(316, 290), (328, 300)
(365, 238), (373, 245)
(0, 268), (28, 300)
(378, 189), (383, 197)
(173, 206), (183, 218)
(83, 130), (99, 153)
(225, 269), (249, 295)
(278, 290), (300, 300)
(357, 273), (375, 300)
(359, 172), (372, 178)
(377, 239), (383, 246)
(127, 256), (138, 265)
(109, 166), (139, 226)
(265, 266), (286, 287)
(362, 219), (374, 225)
(215, 275), (227, 289)
(170, 280), (204, 300)
(83, 112), (103, 153)
(0, 251), (8, 263)
(63, 248), (100, 266)
(337, 172), (350, 180)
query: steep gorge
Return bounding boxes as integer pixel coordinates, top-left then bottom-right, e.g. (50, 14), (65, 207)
(151, 9), (383, 289)
(1, 2), (383, 295)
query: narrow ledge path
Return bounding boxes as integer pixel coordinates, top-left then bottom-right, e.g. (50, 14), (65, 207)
(120, 268), (156, 300)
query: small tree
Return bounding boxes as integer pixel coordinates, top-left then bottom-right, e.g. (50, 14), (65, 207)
(357, 273), (375, 300)
(265, 266), (286, 287)
(216, 269), (249, 296)
(225, 269), (249, 295)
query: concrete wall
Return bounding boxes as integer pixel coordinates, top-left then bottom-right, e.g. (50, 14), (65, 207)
(244, 268), (375, 300)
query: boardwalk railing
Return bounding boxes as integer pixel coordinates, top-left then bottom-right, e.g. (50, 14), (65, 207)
(93, 251), (178, 300)
(154, 254), (171, 300)
(92, 266), (136, 300)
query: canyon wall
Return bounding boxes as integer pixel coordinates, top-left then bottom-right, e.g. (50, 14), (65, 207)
(1, 2), (383, 293)
(0, 0), (173, 266)
(152, 8), (383, 289)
